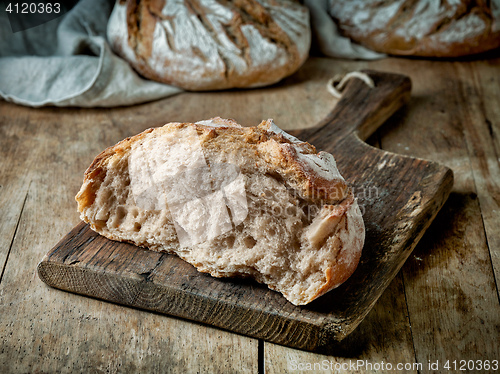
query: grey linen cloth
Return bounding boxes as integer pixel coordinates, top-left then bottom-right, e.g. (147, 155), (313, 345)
(0, 0), (382, 108)
(305, 0), (385, 60)
(0, 0), (181, 107)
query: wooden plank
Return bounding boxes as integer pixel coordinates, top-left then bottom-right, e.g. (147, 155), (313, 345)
(37, 70), (453, 352)
(454, 60), (500, 298)
(0, 114), (35, 277)
(373, 59), (500, 371)
(0, 104), (258, 373)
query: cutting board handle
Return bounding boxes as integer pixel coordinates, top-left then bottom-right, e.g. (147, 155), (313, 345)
(290, 70), (412, 145)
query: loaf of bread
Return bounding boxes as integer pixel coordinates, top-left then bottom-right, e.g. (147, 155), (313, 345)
(106, 0), (311, 91)
(75, 118), (364, 305)
(328, 0), (500, 57)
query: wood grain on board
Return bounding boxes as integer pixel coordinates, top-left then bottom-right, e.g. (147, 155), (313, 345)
(37, 71), (453, 352)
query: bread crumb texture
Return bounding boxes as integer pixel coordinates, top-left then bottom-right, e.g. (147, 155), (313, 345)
(76, 118), (365, 305)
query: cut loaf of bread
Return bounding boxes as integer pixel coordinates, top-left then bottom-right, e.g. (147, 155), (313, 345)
(76, 118), (365, 305)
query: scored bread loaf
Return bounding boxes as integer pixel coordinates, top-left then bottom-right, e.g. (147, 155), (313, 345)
(107, 0), (311, 90)
(328, 0), (500, 58)
(76, 118), (365, 305)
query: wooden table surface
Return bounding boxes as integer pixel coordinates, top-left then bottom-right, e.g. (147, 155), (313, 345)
(0, 56), (499, 373)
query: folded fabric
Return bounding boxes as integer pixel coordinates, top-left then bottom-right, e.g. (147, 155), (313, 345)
(0, 0), (181, 108)
(304, 0), (385, 60)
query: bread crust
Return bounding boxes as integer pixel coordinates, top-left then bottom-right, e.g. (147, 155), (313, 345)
(329, 0), (500, 57)
(76, 118), (365, 305)
(107, 0), (311, 90)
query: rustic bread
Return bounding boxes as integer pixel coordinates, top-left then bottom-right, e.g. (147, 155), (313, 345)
(328, 0), (500, 57)
(75, 118), (364, 305)
(107, 0), (311, 91)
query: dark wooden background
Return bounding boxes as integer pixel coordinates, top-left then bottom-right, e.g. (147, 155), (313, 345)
(1, 56), (499, 373)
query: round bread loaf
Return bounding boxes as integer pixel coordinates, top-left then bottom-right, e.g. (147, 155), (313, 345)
(107, 0), (311, 91)
(328, 0), (500, 57)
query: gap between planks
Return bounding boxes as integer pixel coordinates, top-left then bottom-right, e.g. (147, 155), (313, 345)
(454, 62), (500, 302)
(401, 272), (420, 373)
(0, 182), (30, 285)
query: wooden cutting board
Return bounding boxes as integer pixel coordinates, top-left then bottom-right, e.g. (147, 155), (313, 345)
(37, 70), (453, 353)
